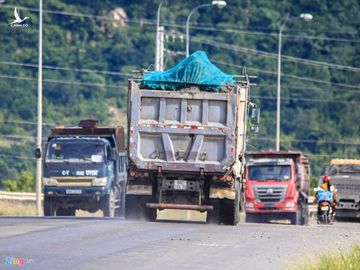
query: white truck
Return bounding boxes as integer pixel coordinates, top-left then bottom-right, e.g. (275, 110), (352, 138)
(125, 51), (258, 225)
(323, 159), (360, 220)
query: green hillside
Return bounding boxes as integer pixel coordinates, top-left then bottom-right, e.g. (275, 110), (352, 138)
(0, 0), (359, 190)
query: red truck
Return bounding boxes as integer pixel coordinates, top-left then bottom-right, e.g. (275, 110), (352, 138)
(245, 151), (310, 225)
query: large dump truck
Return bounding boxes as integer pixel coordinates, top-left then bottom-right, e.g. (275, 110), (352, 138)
(125, 51), (258, 225)
(43, 120), (127, 217)
(322, 159), (360, 220)
(245, 151), (310, 225)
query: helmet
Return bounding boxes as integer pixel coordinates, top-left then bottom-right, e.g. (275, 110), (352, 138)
(322, 175), (331, 182)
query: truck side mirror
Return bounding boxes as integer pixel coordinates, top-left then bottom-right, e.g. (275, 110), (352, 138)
(296, 164), (303, 189)
(249, 105), (260, 133)
(35, 148), (42, 159)
(108, 149), (117, 161)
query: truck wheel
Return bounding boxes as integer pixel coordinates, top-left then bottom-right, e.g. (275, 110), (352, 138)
(291, 205), (302, 225)
(116, 185), (126, 218)
(140, 195), (157, 222)
(103, 187), (117, 217)
(222, 180), (240, 226)
(44, 198), (55, 216)
(206, 199), (221, 224)
(301, 203), (309, 225)
(145, 207), (157, 222)
(125, 195), (139, 220)
(246, 213), (257, 223)
(56, 207), (76, 216)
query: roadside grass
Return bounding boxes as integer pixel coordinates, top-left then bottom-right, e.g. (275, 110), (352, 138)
(0, 200), (36, 216)
(0, 200), (103, 217)
(295, 245), (360, 270)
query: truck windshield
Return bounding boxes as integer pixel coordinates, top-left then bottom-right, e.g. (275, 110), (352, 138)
(46, 141), (105, 163)
(248, 165), (291, 181)
(328, 164), (360, 175)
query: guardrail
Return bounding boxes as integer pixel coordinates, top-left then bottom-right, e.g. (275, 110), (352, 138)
(0, 191), (317, 215)
(0, 191), (43, 202)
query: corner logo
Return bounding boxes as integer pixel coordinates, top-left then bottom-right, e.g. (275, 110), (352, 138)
(9, 7), (29, 27)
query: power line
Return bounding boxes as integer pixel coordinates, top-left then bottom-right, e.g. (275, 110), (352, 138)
(0, 74), (129, 89)
(1, 120), (54, 126)
(0, 134), (36, 141)
(196, 38), (360, 73)
(252, 95), (360, 104)
(3, 4), (360, 44)
(211, 59), (360, 90)
(0, 61), (132, 77)
(251, 137), (360, 146)
(0, 153), (36, 160)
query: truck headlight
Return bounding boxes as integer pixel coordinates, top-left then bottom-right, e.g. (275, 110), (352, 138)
(246, 202), (254, 209)
(92, 177), (108, 186)
(285, 202), (295, 208)
(43, 177), (58, 186)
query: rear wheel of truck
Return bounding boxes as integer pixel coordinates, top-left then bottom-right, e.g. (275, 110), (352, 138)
(116, 184), (126, 218)
(206, 199), (221, 224)
(301, 202), (309, 225)
(140, 195), (157, 222)
(44, 198), (55, 216)
(245, 213), (258, 223)
(125, 195), (138, 220)
(222, 180), (240, 226)
(125, 195), (156, 221)
(103, 186), (118, 217)
(290, 204), (302, 225)
(56, 207), (76, 216)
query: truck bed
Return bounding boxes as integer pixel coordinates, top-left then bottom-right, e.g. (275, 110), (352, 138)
(127, 81), (248, 174)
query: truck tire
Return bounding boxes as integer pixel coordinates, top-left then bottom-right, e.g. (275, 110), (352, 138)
(140, 195), (157, 222)
(222, 180), (240, 226)
(116, 185), (126, 218)
(144, 207), (157, 222)
(44, 198), (55, 216)
(245, 213), (256, 223)
(103, 187), (117, 217)
(125, 195), (139, 220)
(301, 203), (309, 225)
(206, 199), (221, 224)
(56, 207), (76, 216)
(290, 205), (302, 225)
(125, 195), (156, 221)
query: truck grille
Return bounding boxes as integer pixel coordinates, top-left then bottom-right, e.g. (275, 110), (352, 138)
(56, 177), (93, 187)
(253, 185), (287, 203)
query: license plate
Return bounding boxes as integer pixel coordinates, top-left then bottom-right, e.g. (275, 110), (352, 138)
(174, 180), (187, 190)
(321, 206), (329, 211)
(66, 189), (82, 195)
(264, 203), (275, 208)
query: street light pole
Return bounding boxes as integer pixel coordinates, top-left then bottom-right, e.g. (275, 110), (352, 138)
(35, 0), (43, 216)
(276, 21), (287, 151)
(275, 13), (313, 151)
(155, 2), (163, 71)
(186, 1), (226, 57)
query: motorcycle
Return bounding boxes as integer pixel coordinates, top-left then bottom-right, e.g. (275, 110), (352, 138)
(314, 188), (335, 225)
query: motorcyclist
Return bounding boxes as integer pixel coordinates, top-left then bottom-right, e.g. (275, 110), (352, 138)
(315, 175), (337, 222)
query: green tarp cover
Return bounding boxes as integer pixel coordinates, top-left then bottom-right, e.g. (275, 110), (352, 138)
(141, 51), (235, 92)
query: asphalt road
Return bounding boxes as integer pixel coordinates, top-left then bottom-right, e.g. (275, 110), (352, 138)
(0, 216), (359, 270)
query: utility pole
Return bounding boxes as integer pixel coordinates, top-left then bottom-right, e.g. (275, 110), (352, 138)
(158, 26), (164, 71)
(155, 2), (164, 71)
(35, 0), (43, 216)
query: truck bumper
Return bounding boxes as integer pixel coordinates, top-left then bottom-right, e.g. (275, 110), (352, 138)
(336, 209), (360, 219)
(44, 186), (108, 198)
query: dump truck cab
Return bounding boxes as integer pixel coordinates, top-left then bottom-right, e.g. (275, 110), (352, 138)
(245, 151), (310, 225)
(43, 120), (127, 217)
(322, 159), (360, 220)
